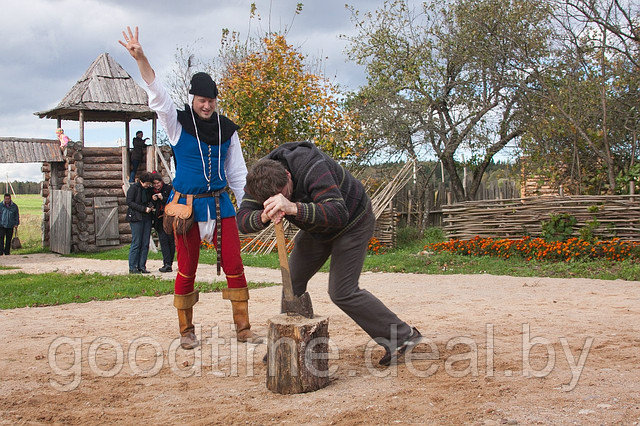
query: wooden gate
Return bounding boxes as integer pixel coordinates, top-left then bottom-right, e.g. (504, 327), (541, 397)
(50, 189), (72, 254)
(94, 197), (120, 246)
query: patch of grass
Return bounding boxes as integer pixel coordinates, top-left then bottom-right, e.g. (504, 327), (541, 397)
(364, 250), (640, 280)
(0, 272), (279, 309)
(12, 214), (45, 254)
(65, 227), (640, 281)
(66, 245), (140, 260)
(396, 226), (424, 249)
(65, 245), (282, 269)
(11, 194), (43, 215)
(4, 195), (47, 254)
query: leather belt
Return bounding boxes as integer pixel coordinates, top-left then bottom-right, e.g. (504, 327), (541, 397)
(179, 188), (226, 275)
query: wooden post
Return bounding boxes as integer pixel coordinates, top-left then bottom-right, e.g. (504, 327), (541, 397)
(78, 110), (84, 148)
(266, 314), (330, 394)
(152, 117), (158, 171)
(146, 142), (155, 173)
(57, 117), (62, 129)
(124, 121), (130, 183)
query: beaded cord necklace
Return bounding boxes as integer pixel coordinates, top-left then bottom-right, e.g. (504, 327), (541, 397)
(190, 108), (223, 191)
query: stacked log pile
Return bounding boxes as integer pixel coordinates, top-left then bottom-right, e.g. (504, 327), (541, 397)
(443, 195), (640, 241)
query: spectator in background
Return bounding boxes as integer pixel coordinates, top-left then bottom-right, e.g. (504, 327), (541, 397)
(130, 130), (148, 182)
(126, 172), (154, 273)
(151, 173), (175, 272)
(0, 193), (19, 255)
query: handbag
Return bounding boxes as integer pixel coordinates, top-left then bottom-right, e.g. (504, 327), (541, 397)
(163, 191), (194, 235)
(11, 228), (22, 250)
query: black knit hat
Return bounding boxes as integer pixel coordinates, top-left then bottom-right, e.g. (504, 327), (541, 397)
(189, 72), (218, 99)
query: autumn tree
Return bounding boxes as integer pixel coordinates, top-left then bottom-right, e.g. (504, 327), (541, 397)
(218, 35), (360, 161)
(345, 0), (552, 201)
(162, 3), (360, 163)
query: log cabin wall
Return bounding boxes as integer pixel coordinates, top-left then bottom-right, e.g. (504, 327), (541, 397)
(41, 142), (173, 252)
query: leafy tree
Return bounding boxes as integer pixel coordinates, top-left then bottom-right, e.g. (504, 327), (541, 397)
(521, 0), (640, 193)
(218, 35), (361, 161)
(163, 3), (360, 163)
(560, 0), (640, 68)
(345, 0), (552, 201)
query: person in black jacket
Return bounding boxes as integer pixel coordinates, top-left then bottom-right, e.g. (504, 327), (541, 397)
(151, 173), (175, 272)
(129, 130), (148, 182)
(126, 171), (154, 273)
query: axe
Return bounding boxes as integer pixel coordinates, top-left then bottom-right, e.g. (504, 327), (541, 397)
(274, 221), (314, 318)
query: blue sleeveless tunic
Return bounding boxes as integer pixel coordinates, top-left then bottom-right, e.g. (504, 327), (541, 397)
(167, 129), (236, 222)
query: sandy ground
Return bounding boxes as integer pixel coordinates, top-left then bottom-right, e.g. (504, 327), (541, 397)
(1, 253), (639, 424)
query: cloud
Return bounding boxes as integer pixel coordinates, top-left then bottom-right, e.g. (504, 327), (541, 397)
(1, 0), (380, 181)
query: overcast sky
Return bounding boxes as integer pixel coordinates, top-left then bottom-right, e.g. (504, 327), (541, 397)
(1, 0), (384, 182)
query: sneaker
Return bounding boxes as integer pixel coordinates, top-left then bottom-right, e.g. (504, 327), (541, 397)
(129, 269), (141, 274)
(159, 265), (173, 273)
(378, 327), (423, 366)
(139, 268), (151, 274)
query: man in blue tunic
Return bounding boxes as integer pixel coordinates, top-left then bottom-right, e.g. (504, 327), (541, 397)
(120, 26), (258, 349)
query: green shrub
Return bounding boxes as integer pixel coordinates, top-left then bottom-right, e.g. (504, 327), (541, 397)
(541, 213), (577, 242)
(579, 218), (601, 243)
(423, 227), (445, 244)
(396, 226), (424, 248)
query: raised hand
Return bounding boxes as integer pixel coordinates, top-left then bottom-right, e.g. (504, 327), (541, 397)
(118, 26), (145, 61)
(117, 26), (155, 84)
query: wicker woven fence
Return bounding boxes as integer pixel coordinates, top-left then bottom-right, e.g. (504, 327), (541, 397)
(442, 195), (640, 241)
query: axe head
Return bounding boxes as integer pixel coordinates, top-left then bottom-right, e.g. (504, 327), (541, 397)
(282, 291), (314, 319)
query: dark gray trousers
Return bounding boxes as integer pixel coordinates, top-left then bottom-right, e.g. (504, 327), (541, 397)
(288, 209), (412, 350)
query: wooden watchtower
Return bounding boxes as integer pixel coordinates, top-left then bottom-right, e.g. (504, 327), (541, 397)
(32, 53), (172, 253)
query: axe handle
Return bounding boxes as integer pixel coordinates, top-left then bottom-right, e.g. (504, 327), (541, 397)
(274, 221), (295, 300)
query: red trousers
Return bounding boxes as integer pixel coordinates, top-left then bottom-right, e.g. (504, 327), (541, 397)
(174, 217), (247, 295)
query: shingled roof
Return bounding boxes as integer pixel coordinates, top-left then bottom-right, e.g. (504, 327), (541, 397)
(0, 138), (64, 163)
(35, 53), (156, 122)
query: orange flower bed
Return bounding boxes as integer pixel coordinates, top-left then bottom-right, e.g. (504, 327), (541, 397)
(428, 236), (640, 262)
(368, 237), (386, 255)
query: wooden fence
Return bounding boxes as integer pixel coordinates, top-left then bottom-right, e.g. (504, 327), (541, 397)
(395, 179), (519, 229)
(442, 195), (640, 241)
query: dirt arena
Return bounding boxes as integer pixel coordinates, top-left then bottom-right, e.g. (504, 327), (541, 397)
(1, 254), (639, 424)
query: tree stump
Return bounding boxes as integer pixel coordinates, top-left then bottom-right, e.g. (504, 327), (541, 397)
(266, 314), (330, 394)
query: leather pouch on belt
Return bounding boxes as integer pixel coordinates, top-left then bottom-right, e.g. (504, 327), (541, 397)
(163, 190), (194, 235)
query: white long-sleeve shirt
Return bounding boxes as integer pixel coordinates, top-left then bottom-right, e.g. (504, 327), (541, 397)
(145, 77), (247, 241)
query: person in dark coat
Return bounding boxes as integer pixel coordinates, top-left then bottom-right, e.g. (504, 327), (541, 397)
(151, 174), (175, 272)
(126, 172), (154, 273)
(129, 130), (148, 182)
(0, 193), (19, 255)
(237, 142), (422, 366)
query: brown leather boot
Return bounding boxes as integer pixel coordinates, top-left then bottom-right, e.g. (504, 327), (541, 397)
(222, 287), (262, 343)
(174, 290), (199, 349)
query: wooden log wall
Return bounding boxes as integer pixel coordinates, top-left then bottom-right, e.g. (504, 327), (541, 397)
(442, 195), (640, 241)
(41, 161), (66, 248)
(41, 143), (173, 252)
